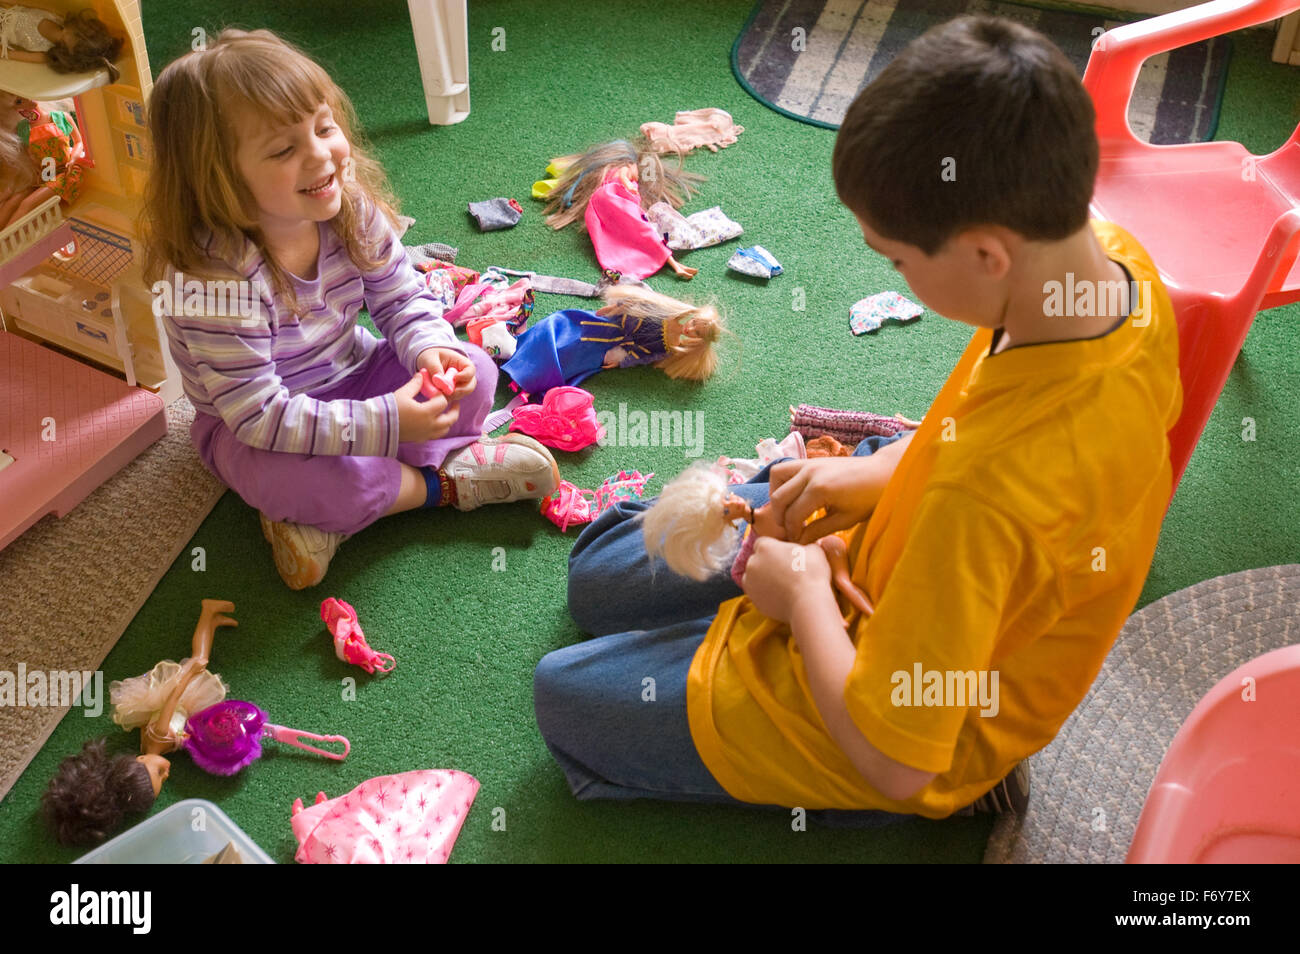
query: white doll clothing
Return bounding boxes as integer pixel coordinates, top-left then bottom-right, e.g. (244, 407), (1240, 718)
(0, 5), (57, 57)
(110, 659), (230, 742)
(645, 202), (743, 251)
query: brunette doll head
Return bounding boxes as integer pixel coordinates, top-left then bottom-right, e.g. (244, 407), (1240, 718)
(45, 10), (124, 82)
(42, 737), (160, 846)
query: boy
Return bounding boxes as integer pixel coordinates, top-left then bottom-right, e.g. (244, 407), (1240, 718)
(533, 15), (1182, 819)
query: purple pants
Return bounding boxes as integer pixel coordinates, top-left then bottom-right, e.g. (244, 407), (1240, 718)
(191, 344), (498, 534)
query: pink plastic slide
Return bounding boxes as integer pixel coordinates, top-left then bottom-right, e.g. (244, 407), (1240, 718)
(1128, 644), (1300, 863)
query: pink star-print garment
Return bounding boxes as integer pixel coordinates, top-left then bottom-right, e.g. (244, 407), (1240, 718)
(291, 769), (480, 864)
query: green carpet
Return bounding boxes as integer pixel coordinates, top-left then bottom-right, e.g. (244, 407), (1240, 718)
(3, 0), (1297, 863)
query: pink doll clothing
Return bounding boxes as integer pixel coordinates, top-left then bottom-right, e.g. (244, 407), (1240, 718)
(584, 171), (671, 280)
(509, 385), (605, 452)
(641, 108), (744, 155)
(291, 769), (479, 864)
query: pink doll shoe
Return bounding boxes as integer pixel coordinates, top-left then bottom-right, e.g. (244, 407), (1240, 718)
(320, 597), (396, 675)
(509, 386), (606, 452)
(419, 367), (457, 398)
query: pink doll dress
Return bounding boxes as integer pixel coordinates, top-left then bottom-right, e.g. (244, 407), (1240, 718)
(291, 769), (479, 864)
(583, 170), (671, 280)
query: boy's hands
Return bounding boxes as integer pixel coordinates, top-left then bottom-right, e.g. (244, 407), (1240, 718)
(767, 434), (913, 543)
(741, 537), (834, 625)
(394, 373), (459, 443)
(417, 347), (476, 402)
(767, 457), (888, 544)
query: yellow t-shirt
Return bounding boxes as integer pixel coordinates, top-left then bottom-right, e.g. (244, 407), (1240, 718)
(687, 220), (1183, 818)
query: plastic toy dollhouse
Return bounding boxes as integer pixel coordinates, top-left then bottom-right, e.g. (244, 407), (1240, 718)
(0, 1), (175, 550)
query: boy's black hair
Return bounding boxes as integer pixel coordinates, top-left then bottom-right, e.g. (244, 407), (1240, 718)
(832, 15), (1098, 255)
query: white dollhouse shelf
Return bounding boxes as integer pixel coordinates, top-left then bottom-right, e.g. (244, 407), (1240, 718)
(0, 58), (127, 100)
(0, 193), (74, 288)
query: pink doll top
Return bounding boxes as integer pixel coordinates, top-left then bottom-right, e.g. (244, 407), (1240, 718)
(583, 169), (672, 280)
(291, 769), (479, 864)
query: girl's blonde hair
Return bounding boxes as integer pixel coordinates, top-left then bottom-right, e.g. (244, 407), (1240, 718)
(142, 29), (399, 312)
(543, 139), (703, 231)
(600, 284), (724, 381)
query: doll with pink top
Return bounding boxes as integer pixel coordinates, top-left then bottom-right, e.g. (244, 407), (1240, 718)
(543, 139), (703, 281)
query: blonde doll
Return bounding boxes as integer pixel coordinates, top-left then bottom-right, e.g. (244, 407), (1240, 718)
(543, 139), (704, 280)
(501, 284), (724, 398)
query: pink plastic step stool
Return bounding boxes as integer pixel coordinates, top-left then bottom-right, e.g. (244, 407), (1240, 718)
(1128, 644), (1300, 863)
(0, 332), (166, 550)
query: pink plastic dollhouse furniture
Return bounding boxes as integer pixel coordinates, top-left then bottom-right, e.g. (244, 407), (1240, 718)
(1127, 643), (1300, 863)
(1083, 0), (1300, 495)
(0, 2), (174, 551)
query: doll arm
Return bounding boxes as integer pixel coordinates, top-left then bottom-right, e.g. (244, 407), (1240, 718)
(357, 199), (466, 370)
(1, 50), (49, 64)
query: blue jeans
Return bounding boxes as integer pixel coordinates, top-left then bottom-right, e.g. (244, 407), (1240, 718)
(534, 435), (911, 824)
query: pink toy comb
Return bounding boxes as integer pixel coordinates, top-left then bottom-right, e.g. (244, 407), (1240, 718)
(321, 597), (396, 675)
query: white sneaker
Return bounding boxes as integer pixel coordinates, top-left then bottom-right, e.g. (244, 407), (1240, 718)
(441, 434), (559, 511)
(259, 513), (348, 590)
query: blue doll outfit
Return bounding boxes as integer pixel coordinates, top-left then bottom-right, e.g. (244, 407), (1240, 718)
(501, 307), (668, 398)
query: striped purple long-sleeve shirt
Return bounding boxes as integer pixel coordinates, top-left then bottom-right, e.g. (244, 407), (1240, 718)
(161, 205), (462, 457)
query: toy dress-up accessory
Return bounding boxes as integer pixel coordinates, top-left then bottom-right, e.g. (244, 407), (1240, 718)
(420, 366), (457, 398)
(321, 597), (395, 674)
(641, 107), (744, 156)
(42, 600), (237, 846)
(642, 464), (874, 617)
(184, 700), (350, 775)
(541, 139), (704, 280)
(501, 285), (723, 399)
(291, 769), (480, 864)
(508, 385), (605, 452)
(540, 470), (653, 532)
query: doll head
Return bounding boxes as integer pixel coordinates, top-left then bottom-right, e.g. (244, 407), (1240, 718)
(601, 284), (724, 381)
(642, 461), (739, 581)
(42, 737), (161, 846)
(142, 29), (399, 309)
(45, 10), (124, 82)
(544, 139), (704, 231)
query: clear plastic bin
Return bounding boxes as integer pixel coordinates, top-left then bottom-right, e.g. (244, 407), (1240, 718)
(74, 799), (275, 864)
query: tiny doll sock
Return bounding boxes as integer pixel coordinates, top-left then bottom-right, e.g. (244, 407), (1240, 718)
(421, 466), (458, 508)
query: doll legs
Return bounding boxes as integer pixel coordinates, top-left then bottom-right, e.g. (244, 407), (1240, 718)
(192, 343), (498, 535)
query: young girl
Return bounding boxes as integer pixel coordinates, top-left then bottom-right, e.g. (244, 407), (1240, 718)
(0, 4), (123, 81)
(144, 29), (559, 590)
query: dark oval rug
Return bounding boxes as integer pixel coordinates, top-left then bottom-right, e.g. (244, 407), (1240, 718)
(733, 0), (1231, 143)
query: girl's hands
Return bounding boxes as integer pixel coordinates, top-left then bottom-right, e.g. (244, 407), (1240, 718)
(767, 456), (891, 544)
(741, 537), (834, 625)
(417, 347), (476, 402)
(394, 373), (459, 443)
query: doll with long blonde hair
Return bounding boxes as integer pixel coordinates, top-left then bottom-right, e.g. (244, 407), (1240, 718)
(500, 283), (724, 399)
(143, 29), (559, 592)
(543, 139), (704, 280)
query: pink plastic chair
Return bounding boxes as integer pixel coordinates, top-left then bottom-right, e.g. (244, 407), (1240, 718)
(1083, 0), (1300, 496)
(1127, 644), (1300, 863)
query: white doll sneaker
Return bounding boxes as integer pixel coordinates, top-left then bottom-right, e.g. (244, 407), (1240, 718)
(441, 434), (559, 511)
(260, 513), (348, 590)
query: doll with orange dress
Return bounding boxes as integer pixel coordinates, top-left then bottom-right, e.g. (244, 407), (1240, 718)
(0, 90), (85, 230)
(543, 139), (703, 281)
